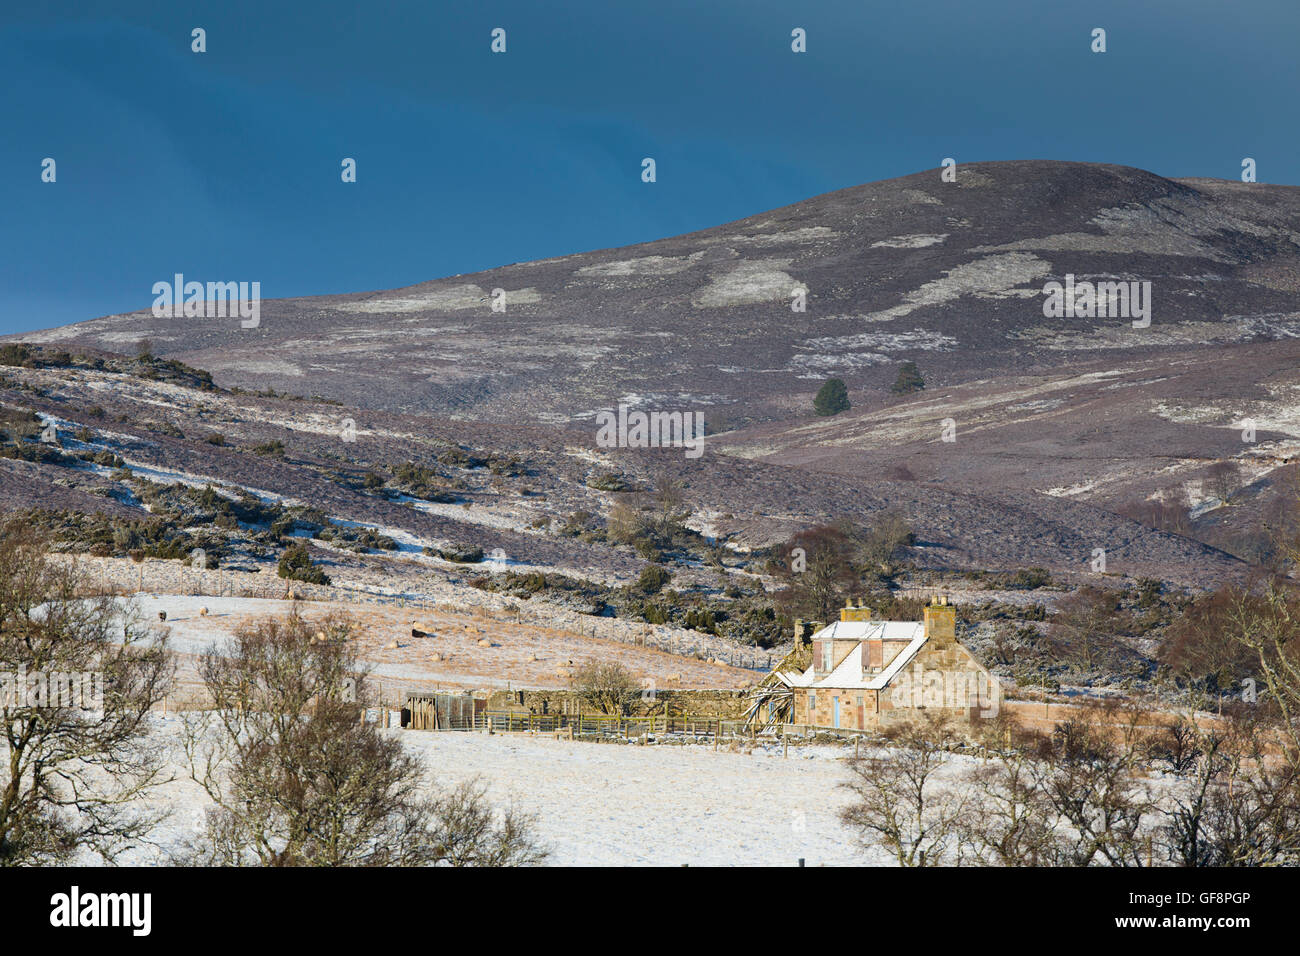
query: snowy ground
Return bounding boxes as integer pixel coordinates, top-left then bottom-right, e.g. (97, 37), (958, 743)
(400, 732), (878, 866)
(118, 720), (880, 866)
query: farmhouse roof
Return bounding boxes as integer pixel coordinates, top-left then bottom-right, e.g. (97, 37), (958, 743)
(782, 620), (927, 691)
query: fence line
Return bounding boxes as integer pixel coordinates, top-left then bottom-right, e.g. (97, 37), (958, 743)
(402, 709), (753, 740)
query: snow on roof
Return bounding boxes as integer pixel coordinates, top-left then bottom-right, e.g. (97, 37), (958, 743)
(784, 620), (927, 690)
(809, 620), (921, 643)
(865, 632), (928, 690)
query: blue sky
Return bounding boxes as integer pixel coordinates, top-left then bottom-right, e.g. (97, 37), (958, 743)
(3, 0), (1298, 334)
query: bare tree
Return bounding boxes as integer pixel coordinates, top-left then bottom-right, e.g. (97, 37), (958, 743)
(1047, 586), (1121, 673)
(1205, 460), (1241, 505)
(840, 715), (969, 866)
(1026, 711), (1152, 867)
(570, 658), (638, 716)
(959, 715), (1058, 865)
(650, 473), (689, 538)
(772, 524), (858, 622)
(1221, 585), (1300, 762)
(1154, 708), (1300, 866)
(0, 516), (172, 865)
(182, 609), (546, 866)
(852, 511), (914, 577)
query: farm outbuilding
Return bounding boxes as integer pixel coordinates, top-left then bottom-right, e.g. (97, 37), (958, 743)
(402, 692), (479, 730)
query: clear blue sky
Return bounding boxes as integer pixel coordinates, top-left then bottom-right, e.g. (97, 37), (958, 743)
(3, 0), (1298, 334)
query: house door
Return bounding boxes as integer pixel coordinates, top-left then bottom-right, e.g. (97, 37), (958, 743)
(832, 696), (840, 728)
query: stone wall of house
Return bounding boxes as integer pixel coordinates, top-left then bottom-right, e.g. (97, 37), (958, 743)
(875, 634), (998, 729)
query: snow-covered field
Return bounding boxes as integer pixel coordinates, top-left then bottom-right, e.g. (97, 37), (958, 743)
(401, 732), (876, 866)
(122, 722), (879, 866)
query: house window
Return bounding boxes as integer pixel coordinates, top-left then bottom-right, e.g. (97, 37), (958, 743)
(821, 642), (832, 672)
(808, 692), (816, 711)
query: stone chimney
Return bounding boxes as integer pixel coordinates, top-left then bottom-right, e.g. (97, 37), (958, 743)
(923, 593), (956, 645)
(840, 599), (872, 623)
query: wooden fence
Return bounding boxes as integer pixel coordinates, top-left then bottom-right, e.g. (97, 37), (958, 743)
(404, 709), (749, 740)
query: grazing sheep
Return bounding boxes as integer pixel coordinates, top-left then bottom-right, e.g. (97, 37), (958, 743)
(477, 638), (493, 648)
(383, 640), (399, 650)
(198, 606), (209, 616)
(158, 611), (167, 622)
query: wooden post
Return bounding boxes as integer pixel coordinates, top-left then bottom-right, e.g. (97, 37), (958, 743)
(783, 734), (788, 759)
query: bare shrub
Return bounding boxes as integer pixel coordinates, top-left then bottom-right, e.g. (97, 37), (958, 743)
(570, 659), (638, 716)
(1116, 488), (1192, 535)
(181, 609), (546, 866)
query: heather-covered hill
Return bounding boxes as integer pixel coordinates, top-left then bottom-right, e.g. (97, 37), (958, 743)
(16, 161), (1300, 430)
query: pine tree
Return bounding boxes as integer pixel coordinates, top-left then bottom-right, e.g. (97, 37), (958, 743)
(891, 361), (925, 394)
(814, 378), (851, 416)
